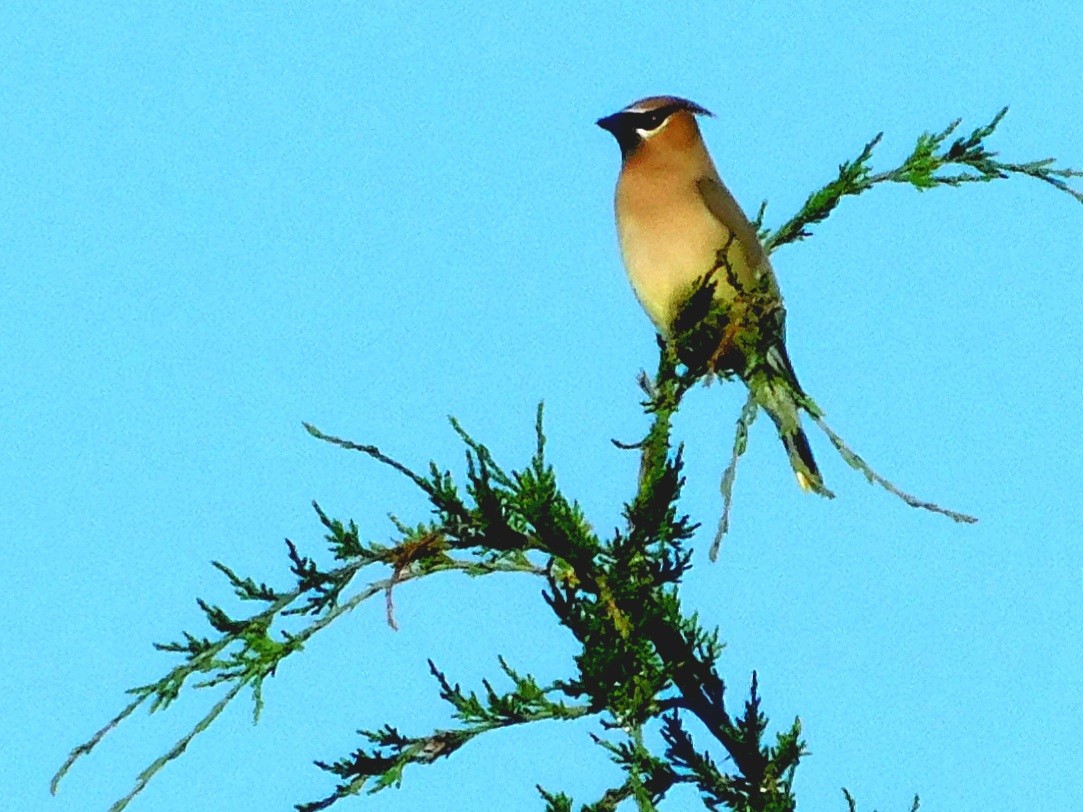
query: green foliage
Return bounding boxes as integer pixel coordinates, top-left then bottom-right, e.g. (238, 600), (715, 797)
(761, 107), (1082, 253)
(51, 109), (1081, 812)
(691, 109), (1083, 546)
(299, 659), (593, 811)
(293, 383), (807, 812)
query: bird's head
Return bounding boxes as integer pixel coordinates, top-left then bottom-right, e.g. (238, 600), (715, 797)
(596, 96), (713, 160)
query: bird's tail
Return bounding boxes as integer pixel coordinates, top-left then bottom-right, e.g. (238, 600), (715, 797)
(748, 347), (833, 498)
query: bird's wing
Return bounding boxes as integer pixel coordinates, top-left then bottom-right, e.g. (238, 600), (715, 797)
(695, 175), (770, 284)
(697, 174), (793, 376)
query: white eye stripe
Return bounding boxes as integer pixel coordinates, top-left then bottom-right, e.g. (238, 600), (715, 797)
(634, 114), (673, 138)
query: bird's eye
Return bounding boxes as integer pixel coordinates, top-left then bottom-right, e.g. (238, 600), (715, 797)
(632, 103), (685, 135)
(641, 111), (666, 130)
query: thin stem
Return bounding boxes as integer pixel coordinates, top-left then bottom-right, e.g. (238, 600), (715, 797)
(809, 414), (978, 524)
(710, 393), (759, 561)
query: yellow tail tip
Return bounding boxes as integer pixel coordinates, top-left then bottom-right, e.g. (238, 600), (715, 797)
(796, 471), (813, 492)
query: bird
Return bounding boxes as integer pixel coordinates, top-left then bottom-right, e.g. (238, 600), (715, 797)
(597, 95), (831, 497)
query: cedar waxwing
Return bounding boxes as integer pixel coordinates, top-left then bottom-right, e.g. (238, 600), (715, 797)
(598, 95), (830, 497)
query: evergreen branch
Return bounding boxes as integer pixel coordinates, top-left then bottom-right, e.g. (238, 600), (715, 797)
(430, 657), (588, 727)
(991, 158), (1083, 203)
(303, 423), (434, 495)
(763, 131), (883, 252)
(763, 107), (1082, 253)
(449, 414), (516, 489)
(104, 679), (246, 812)
(52, 522), (541, 809)
(588, 726), (684, 811)
(614, 357), (751, 775)
(550, 345), (798, 807)
(300, 725), (472, 811)
(661, 713), (738, 808)
(809, 413), (977, 524)
(537, 786), (576, 812)
(710, 393), (758, 561)
(299, 665), (593, 811)
(579, 772), (685, 812)
(50, 694), (145, 796)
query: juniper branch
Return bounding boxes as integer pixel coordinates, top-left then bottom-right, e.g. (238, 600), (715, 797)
(762, 107), (1082, 253)
(809, 413), (977, 524)
(299, 660), (593, 811)
(52, 508), (543, 811)
(303, 423), (435, 495)
(576, 728), (685, 812)
(710, 393), (758, 562)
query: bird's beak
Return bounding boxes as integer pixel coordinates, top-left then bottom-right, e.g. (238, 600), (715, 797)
(596, 113), (621, 133)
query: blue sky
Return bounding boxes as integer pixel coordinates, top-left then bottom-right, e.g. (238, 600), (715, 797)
(4, 3), (1081, 811)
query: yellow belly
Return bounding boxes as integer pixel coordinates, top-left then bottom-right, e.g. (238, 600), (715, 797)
(617, 208), (740, 335)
